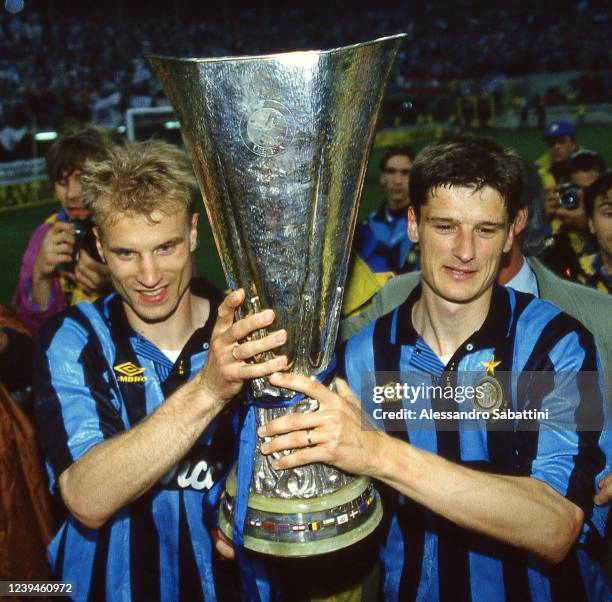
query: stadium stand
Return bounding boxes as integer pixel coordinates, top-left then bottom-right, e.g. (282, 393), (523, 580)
(0, 0), (610, 144)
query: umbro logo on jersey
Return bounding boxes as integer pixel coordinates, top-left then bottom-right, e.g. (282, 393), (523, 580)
(114, 362), (147, 383)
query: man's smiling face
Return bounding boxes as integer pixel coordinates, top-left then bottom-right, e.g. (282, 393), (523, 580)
(96, 208), (197, 326)
(408, 185), (514, 305)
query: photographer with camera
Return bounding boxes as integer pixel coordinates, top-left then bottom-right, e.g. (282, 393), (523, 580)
(14, 125), (114, 334)
(538, 149), (606, 281)
(537, 121), (578, 216)
(552, 150), (606, 231)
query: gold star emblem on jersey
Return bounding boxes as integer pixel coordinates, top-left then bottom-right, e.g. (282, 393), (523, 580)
(481, 355), (501, 375)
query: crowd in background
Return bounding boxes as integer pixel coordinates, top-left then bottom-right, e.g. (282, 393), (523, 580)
(0, 0), (611, 132)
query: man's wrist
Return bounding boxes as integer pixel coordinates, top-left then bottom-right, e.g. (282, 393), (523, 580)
(32, 263), (53, 282)
(163, 377), (224, 432)
(375, 436), (421, 488)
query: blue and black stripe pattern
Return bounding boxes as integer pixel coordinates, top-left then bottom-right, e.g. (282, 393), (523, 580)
(355, 205), (414, 273)
(343, 284), (609, 602)
(33, 280), (237, 602)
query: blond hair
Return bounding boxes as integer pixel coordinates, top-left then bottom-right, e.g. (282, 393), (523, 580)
(81, 140), (198, 227)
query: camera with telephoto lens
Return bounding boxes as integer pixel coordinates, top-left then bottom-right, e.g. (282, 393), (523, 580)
(556, 183), (581, 210)
(57, 218), (103, 273)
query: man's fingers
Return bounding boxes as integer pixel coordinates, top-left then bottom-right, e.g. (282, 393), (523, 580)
(74, 271), (96, 293)
(259, 424), (325, 456)
(269, 447), (322, 471)
(212, 529), (235, 560)
(232, 329), (286, 361)
(50, 233), (75, 246)
(235, 356), (287, 380)
(50, 221), (75, 235)
(214, 289), (245, 332)
(598, 474), (612, 489)
(594, 474), (612, 506)
(335, 378), (360, 407)
(50, 250), (74, 264)
(227, 308), (275, 343)
(48, 226), (75, 247)
(268, 372), (338, 406)
(258, 411), (323, 442)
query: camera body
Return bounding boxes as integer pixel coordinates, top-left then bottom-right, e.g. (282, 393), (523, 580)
(58, 218), (102, 273)
(557, 183), (580, 210)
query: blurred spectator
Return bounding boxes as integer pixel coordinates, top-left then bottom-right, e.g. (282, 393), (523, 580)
(555, 149), (606, 232)
(354, 146), (417, 274)
(536, 120), (578, 193)
(581, 170), (612, 293)
(0, 304), (54, 586)
(0, 320), (33, 410)
(13, 125), (114, 334)
(519, 95), (546, 130)
(0, 3), (610, 131)
(539, 149), (606, 281)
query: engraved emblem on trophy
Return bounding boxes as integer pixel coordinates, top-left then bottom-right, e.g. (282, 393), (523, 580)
(149, 34), (405, 557)
(241, 100), (295, 157)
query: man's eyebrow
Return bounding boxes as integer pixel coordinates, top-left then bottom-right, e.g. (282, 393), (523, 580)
(476, 221), (506, 228)
(425, 216), (456, 223)
(108, 245), (134, 253)
(108, 237), (183, 253)
(425, 216), (505, 228)
(156, 237), (183, 247)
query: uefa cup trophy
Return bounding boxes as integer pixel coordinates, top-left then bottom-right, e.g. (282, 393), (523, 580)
(149, 34), (405, 557)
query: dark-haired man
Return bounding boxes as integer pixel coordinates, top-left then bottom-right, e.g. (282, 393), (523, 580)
(355, 146), (416, 273)
(581, 170), (612, 293)
(260, 136), (609, 600)
(14, 125), (114, 334)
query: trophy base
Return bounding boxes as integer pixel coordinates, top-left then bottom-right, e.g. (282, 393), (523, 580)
(218, 469), (382, 557)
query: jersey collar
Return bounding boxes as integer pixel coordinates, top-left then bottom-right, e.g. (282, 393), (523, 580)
(392, 282), (513, 357)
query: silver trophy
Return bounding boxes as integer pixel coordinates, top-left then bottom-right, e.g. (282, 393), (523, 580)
(149, 34), (404, 556)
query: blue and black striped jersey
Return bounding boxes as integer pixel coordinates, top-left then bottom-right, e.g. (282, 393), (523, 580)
(33, 280), (238, 602)
(343, 284), (610, 602)
(355, 205), (415, 273)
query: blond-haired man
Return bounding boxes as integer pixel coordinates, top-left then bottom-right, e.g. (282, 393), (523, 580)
(33, 140), (286, 601)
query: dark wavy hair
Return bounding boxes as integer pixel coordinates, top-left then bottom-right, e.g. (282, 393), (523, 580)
(584, 170), (612, 218)
(518, 158), (548, 257)
(408, 135), (523, 223)
(46, 124), (113, 183)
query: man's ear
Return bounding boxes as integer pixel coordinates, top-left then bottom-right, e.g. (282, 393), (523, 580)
(512, 207), (529, 238)
(190, 213), (199, 252)
(503, 207), (527, 254)
(93, 227), (106, 263)
(588, 217), (595, 235)
(407, 206), (420, 243)
(502, 223), (516, 254)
